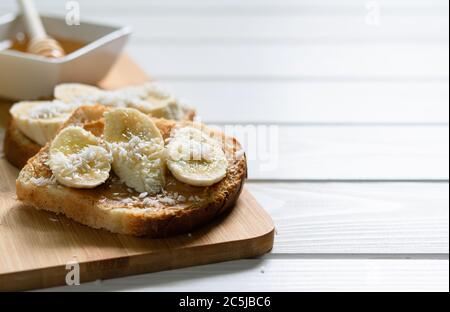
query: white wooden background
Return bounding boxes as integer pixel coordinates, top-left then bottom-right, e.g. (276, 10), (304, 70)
(1, 0), (448, 292)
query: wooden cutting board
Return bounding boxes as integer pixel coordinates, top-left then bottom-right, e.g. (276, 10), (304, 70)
(0, 56), (274, 291)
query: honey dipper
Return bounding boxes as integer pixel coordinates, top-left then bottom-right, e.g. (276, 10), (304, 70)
(17, 0), (66, 58)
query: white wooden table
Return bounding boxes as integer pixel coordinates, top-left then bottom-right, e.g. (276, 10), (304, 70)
(1, 0), (448, 292)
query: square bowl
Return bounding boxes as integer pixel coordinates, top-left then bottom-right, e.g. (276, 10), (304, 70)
(0, 14), (131, 100)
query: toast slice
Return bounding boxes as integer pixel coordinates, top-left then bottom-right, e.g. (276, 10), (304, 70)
(4, 106), (196, 169)
(16, 105), (247, 237)
(3, 118), (42, 169)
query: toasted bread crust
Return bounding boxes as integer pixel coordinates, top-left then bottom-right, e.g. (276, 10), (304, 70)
(3, 119), (42, 169)
(16, 106), (247, 237)
(4, 107), (196, 169)
(16, 157), (246, 237)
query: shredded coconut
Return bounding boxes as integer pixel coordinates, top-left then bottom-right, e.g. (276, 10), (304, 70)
(120, 198), (133, 204)
(108, 134), (165, 195)
(186, 195), (204, 203)
(139, 192), (148, 199)
(48, 145), (112, 182)
(29, 176), (56, 186)
(142, 197), (159, 206)
(28, 101), (77, 119)
(71, 83), (185, 120)
(158, 196), (176, 205)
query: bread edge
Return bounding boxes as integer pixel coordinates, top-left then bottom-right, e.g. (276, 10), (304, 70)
(16, 160), (246, 237)
(3, 118), (42, 169)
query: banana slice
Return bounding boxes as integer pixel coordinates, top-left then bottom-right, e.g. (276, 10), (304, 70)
(125, 84), (184, 120)
(48, 126), (112, 188)
(166, 126), (228, 187)
(55, 83), (185, 120)
(10, 101), (78, 146)
(104, 108), (166, 194)
(55, 83), (131, 108)
(54, 83), (104, 104)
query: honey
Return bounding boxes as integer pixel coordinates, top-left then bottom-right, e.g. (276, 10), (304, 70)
(1, 33), (86, 56)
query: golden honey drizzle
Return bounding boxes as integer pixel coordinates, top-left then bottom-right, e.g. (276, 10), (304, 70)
(2, 33), (86, 56)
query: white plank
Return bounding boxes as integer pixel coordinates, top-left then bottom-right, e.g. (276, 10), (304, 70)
(248, 182), (449, 254)
(3, 2), (448, 41)
(161, 81), (449, 123)
(87, 15), (449, 43)
(128, 44), (449, 79)
(1, 0), (448, 12)
(218, 125), (449, 180)
(44, 259), (449, 292)
(4, 9), (447, 45)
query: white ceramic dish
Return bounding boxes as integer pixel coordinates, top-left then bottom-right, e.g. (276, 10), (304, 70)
(0, 14), (131, 100)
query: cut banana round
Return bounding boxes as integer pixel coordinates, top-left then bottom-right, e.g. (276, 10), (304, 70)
(48, 126), (112, 188)
(166, 126), (228, 187)
(125, 84), (184, 120)
(55, 83), (185, 120)
(104, 108), (166, 194)
(54, 83), (104, 104)
(10, 101), (78, 146)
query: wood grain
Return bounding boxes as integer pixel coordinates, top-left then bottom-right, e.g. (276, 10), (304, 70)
(248, 182), (449, 254)
(45, 259), (449, 292)
(0, 185), (273, 291)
